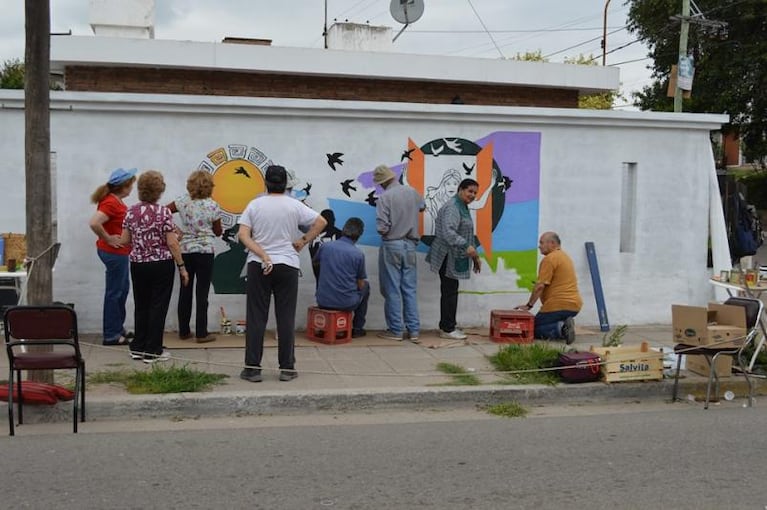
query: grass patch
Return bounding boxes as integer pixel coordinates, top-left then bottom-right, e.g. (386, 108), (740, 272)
(486, 401), (528, 418)
(88, 365), (228, 394)
(435, 362), (481, 385)
(488, 343), (562, 385)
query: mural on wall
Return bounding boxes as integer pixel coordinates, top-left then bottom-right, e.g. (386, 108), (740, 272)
(200, 144), (273, 294)
(201, 131), (541, 295)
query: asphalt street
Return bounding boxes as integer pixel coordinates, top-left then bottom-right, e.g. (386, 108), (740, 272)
(2, 402), (766, 509)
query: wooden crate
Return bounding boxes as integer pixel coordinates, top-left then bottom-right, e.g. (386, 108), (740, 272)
(589, 341), (663, 383)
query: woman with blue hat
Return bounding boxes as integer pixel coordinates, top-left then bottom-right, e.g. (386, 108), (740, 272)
(89, 167), (137, 345)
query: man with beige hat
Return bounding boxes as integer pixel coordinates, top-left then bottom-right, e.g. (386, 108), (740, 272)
(373, 164), (425, 342)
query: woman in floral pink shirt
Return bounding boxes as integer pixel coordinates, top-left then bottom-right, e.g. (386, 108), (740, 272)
(120, 170), (189, 363)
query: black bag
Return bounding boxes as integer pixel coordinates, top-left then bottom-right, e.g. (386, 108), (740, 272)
(558, 352), (601, 383)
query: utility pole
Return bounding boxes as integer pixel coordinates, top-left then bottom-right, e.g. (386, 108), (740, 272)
(25, 0), (54, 383)
(674, 0), (691, 112)
(323, 0), (328, 49)
(601, 0), (612, 65)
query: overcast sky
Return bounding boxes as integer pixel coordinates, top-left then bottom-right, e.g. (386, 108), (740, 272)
(0, 0), (654, 108)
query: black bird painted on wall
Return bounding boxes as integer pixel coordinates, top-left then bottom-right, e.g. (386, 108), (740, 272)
(326, 152), (344, 171)
(302, 183), (312, 196)
(365, 191), (378, 207)
(401, 148), (415, 161)
(340, 179), (357, 197)
(462, 163), (475, 175)
(234, 166), (251, 178)
(502, 176), (513, 192)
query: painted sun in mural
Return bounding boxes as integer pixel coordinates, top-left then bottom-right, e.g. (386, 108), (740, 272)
(198, 144), (274, 229)
(211, 159), (264, 214)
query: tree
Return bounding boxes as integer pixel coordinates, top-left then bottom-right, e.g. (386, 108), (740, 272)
(1, 59), (24, 88)
(563, 54), (621, 110)
(513, 51), (619, 110)
(627, 0), (767, 166)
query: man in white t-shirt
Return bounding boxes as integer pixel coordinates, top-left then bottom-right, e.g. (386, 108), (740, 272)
(238, 165), (327, 382)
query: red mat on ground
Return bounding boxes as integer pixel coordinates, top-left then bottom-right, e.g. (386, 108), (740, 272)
(0, 382), (75, 405)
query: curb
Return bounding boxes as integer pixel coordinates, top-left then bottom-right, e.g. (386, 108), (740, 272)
(8, 377), (758, 425)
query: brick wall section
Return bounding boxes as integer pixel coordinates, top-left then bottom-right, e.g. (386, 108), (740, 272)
(65, 66), (579, 108)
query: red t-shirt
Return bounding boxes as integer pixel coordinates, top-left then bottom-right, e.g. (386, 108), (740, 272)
(96, 194), (130, 256)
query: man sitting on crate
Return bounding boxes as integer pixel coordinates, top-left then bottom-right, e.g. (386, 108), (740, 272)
(515, 231), (582, 344)
(313, 217), (370, 338)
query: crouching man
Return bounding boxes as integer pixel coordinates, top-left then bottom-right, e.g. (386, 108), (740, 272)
(314, 217), (370, 338)
(515, 231), (582, 344)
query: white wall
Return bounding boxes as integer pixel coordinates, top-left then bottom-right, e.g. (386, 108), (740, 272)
(327, 23), (393, 52)
(89, 0), (155, 39)
(0, 90), (727, 333)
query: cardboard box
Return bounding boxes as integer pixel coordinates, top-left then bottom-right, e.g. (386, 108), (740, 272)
(685, 354), (732, 378)
(590, 341), (663, 383)
(672, 303), (748, 348)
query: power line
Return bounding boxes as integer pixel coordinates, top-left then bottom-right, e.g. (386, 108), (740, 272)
(452, 11), (611, 58)
(466, 0), (505, 59)
(611, 56), (652, 66)
(409, 26), (625, 34)
(333, 0), (367, 20)
(543, 26), (626, 59)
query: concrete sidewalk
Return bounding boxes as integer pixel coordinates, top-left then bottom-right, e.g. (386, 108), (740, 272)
(1, 324), (762, 425)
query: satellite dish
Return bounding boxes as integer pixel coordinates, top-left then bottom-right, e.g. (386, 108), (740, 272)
(390, 0), (424, 25)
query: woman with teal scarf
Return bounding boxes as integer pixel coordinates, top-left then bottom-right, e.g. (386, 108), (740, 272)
(426, 178), (482, 340)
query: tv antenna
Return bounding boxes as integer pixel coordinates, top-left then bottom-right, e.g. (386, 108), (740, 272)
(390, 0), (425, 42)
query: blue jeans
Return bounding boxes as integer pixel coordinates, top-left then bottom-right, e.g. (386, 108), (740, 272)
(378, 239), (419, 336)
(97, 249), (130, 343)
(534, 310), (578, 340)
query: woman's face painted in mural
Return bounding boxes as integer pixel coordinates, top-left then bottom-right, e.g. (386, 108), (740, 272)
(445, 176), (459, 195)
(458, 185), (478, 204)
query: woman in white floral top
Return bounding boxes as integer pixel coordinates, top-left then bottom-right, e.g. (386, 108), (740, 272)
(120, 170), (189, 363)
(168, 170), (222, 343)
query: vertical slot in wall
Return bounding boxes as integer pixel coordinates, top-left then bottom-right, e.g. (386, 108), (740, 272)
(620, 162), (637, 253)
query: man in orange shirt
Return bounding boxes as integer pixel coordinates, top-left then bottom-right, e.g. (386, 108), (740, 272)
(515, 231), (582, 344)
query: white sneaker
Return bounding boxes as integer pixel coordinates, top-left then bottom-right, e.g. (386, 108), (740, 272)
(439, 329), (467, 340)
(143, 349), (171, 364)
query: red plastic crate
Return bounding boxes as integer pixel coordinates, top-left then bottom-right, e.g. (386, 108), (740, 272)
(489, 309), (534, 344)
(306, 306), (352, 345)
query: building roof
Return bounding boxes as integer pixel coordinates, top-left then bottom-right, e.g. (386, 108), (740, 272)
(50, 35), (620, 96)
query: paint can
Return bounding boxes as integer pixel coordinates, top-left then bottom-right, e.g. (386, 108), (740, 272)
(235, 320), (246, 336)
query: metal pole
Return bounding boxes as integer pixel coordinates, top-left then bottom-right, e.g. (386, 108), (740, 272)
(674, 0), (691, 112)
(323, 0), (328, 49)
(602, 0), (612, 65)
